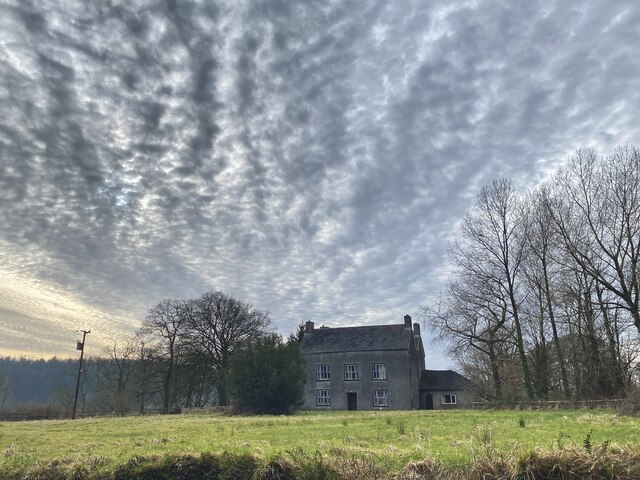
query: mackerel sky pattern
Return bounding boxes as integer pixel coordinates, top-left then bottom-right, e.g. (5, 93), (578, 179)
(1, 0), (639, 366)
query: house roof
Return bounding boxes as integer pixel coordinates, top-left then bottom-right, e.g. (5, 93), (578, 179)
(300, 324), (414, 354)
(420, 369), (471, 391)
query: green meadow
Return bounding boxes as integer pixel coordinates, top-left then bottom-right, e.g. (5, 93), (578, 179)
(1, 409), (639, 478)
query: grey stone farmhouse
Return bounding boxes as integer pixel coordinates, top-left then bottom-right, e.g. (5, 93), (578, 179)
(300, 315), (473, 410)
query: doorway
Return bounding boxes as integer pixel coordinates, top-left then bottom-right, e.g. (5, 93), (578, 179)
(425, 394), (434, 410)
(347, 392), (357, 411)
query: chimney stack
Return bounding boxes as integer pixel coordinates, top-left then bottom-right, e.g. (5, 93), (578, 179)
(305, 320), (315, 334)
(404, 314), (412, 328)
(413, 323), (420, 336)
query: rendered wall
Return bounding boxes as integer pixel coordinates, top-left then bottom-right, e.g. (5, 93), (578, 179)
(302, 347), (422, 410)
(421, 390), (475, 410)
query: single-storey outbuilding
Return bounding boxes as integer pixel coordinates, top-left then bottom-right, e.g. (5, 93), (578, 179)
(419, 369), (475, 409)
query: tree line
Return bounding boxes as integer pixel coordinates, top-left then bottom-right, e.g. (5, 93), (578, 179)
(0, 291), (305, 417)
(95, 290), (305, 415)
(0, 357), (88, 410)
(422, 145), (640, 402)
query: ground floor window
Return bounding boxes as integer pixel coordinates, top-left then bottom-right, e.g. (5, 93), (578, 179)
(373, 389), (389, 407)
(317, 389), (331, 406)
(441, 393), (456, 405)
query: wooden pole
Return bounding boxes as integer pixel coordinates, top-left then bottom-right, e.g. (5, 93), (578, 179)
(72, 329), (90, 420)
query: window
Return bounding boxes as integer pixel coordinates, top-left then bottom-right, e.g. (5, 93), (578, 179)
(441, 394), (457, 405)
(344, 364), (359, 381)
(373, 389), (389, 407)
(317, 389), (331, 406)
(372, 363), (387, 380)
(316, 364), (331, 381)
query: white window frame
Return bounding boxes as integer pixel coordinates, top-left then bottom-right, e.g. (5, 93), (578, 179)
(317, 389), (331, 406)
(372, 363), (387, 380)
(441, 393), (457, 405)
(373, 389), (389, 407)
(344, 364), (359, 381)
(316, 364), (331, 381)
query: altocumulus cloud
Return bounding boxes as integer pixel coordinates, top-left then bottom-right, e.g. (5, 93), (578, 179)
(1, 0), (639, 365)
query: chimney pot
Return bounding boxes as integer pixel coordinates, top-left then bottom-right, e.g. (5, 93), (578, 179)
(305, 320), (315, 333)
(404, 314), (412, 328)
(413, 323), (420, 336)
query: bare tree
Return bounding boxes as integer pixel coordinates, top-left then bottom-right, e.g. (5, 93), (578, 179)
(522, 187), (571, 397)
(96, 336), (138, 413)
(131, 338), (155, 414)
(453, 179), (534, 399)
(142, 298), (189, 413)
(184, 290), (271, 405)
(549, 146), (640, 334)
(421, 275), (514, 401)
(429, 145), (640, 401)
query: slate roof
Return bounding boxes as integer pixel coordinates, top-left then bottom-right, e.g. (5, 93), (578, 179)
(420, 369), (472, 391)
(300, 324), (413, 354)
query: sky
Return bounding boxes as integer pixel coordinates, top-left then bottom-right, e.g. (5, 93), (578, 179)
(1, 1), (640, 368)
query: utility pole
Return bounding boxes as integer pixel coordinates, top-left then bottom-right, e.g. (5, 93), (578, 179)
(72, 329), (90, 420)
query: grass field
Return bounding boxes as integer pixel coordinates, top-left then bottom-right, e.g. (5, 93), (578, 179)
(1, 409), (639, 478)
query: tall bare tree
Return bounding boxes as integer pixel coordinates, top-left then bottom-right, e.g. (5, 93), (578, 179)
(184, 290), (271, 405)
(522, 187), (571, 397)
(453, 179), (534, 399)
(142, 298), (189, 413)
(549, 146), (640, 334)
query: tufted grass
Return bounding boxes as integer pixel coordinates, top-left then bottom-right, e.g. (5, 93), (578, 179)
(1, 409), (639, 478)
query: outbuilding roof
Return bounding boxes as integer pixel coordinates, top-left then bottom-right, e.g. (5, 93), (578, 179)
(300, 324), (414, 354)
(420, 369), (472, 391)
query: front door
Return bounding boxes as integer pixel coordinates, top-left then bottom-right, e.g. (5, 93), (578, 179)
(347, 392), (357, 411)
(425, 394), (434, 410)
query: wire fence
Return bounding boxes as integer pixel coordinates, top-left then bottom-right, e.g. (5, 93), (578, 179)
(0, 408), (166, 421)
(472, 399), (625, 410)
(0, 400), (628, 421)
(0, 405), (233, 421)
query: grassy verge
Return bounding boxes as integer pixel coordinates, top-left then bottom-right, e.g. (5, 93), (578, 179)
(1, 409), (639, 478)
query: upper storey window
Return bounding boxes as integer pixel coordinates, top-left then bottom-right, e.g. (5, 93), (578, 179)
(372, 363), (387, 380)
(344, 364), (359, 381)
(316, 364), (331, 381)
